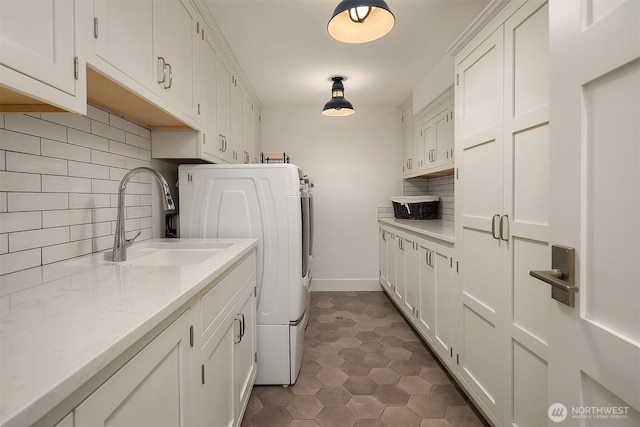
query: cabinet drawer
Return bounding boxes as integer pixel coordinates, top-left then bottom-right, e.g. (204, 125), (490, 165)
(200, 252), (256, 338)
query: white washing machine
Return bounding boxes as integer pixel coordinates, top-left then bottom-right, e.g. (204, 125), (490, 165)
(178, 163), (313, 385)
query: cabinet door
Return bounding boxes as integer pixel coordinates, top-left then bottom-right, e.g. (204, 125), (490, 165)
(394, 235), (406, 303)
(402, 107), (414, 175)
(93, 0), (155, 91)
(418, 245), (435, 341)
(200, 314), (235, 427)
(154, 0), (198, 119)
(250, 108), (261, 163)
(386, 233), (397, 294)
(433, 250), (454, 369)
(234, 285), (257, 421)
(75, 310), (193, 427)
(379, 228), (389, 289)
(216, 55), (233, 162)
(230, 79), (244, 163)
(455, 26), (506, 422)
(422, 108), (450, 171)
(199, 26), (219, 159)
(0, 0), (76, 95)
(403, 239), (420, 317)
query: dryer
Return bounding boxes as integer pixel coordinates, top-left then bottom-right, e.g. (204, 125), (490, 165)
(178, 164), (313, 385)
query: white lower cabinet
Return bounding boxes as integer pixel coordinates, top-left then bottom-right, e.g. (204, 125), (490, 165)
(379, 223), (455, 370)
(199, 283), (256, 427)
(66, 251), (257, 427)
(75, 309), (193, 427)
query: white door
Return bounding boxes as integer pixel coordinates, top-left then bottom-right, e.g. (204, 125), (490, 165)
(542, 1), (640, 425)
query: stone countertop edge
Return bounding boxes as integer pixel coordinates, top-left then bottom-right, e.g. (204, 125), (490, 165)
(378, 218), (455, 244)
(0, 238), (258, 427)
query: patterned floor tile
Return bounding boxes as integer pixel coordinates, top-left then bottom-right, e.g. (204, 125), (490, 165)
(242, 291), (488, 427)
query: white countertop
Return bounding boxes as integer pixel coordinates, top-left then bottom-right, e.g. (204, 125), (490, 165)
(0, 238), (258, 427)
(378, 218), (455, 244)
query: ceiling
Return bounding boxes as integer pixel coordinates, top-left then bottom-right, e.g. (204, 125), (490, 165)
(205, 0), (490, 110)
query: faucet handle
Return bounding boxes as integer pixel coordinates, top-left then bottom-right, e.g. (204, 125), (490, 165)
(125, 231), (142, 248)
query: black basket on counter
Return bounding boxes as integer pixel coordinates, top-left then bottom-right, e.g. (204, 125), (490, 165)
(391, 196), (439, 220)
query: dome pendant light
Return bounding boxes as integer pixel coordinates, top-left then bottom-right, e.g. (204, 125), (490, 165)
(322, 76), (354, 117)
(328, 0), (395, 43)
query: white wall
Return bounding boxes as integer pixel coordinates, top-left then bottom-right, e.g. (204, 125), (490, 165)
(261, 107), (402, 291)
(412, 53), (455, 114)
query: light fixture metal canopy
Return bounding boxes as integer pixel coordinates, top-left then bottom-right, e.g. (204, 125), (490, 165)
(322, 76), (355, 116)
(328, 0), (395, 43)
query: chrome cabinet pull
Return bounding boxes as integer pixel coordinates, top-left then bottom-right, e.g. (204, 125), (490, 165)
(491, 214), (500, 239)
(157, 56), (166, 84)
(165, 63), (173, 89)
(500, 215), (509, 241)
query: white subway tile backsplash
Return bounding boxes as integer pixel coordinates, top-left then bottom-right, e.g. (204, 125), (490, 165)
(138, 126), (151, 139)
(91, 120), (125, 142)
(68, 128), (110, 152)
(109, 114), (139, 134)
(91, 179), (119, 194)
(69, 161), (110, 180)
(403, 174), (455, 223)
(91, 149), (126, 168)
(0, 212), (41, 233)
(110, 140), (139, 158)
(0, 129), (41, 154)
(0, 234), (7, 254)
(42, 209), (92, 228)
(124, 182), (152, 195)
(0, 109), (156, 278)
(70, 222), (112, 241)
(9, 227), (69, 252)
(68, 193), (111, 209)
(87, 105), (110, 124)
(42, 175), (92, 193)
(8, 193), (69, 212)
(4, 114), (67, 142)
(40, 113), (91, 133)
(0, 171), (41, 192)
(139, 149), (151, 161)
(93, 235), (113, 252)
(42, 139), (91, 162)
(92, 207), (117, 222)
(125, 157), (150, 170)
(6, 152), (68, 176)
(0, 248), (41, 276)
(42, 239), (92, 265)
(125, 206), (152, 219)
(125, 132), (151, 150)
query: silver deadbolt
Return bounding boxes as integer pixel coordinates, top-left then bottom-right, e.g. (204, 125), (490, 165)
(530, 245), (578, 307)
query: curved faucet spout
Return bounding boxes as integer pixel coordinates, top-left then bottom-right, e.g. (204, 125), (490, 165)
(112, 167), (176, 262)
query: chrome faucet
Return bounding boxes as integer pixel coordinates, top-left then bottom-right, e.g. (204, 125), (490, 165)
(112, 167), (176, 262)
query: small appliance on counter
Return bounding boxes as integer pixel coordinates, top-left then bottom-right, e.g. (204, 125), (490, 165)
(391, 195), (439, 219)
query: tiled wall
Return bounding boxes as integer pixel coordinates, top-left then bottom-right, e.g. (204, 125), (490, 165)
(0, 106), (154, 277)
(403, 175), (455, 223)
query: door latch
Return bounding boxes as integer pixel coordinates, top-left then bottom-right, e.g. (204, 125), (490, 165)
(530, 245), (578, 307)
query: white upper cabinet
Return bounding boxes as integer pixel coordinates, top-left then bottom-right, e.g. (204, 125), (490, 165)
(154, 0), (199, 120)
(93, 0), (155, 94)
(0, 0), (85, 113)
(404, 87), (454, 178)
(90, 0), (199, 126)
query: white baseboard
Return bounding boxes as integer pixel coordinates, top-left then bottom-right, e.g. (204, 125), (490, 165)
(311, 278), (382, 292)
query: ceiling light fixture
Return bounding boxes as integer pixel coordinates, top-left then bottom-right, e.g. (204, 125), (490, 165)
(322, 76), (354, 117)
(327, 0), (395, 44)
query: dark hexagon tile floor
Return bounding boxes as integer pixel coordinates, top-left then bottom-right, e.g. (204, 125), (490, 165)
(241, 291), (488, 427)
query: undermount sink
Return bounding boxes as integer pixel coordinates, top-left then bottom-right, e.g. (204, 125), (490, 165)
(67, 241), (233, 267)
